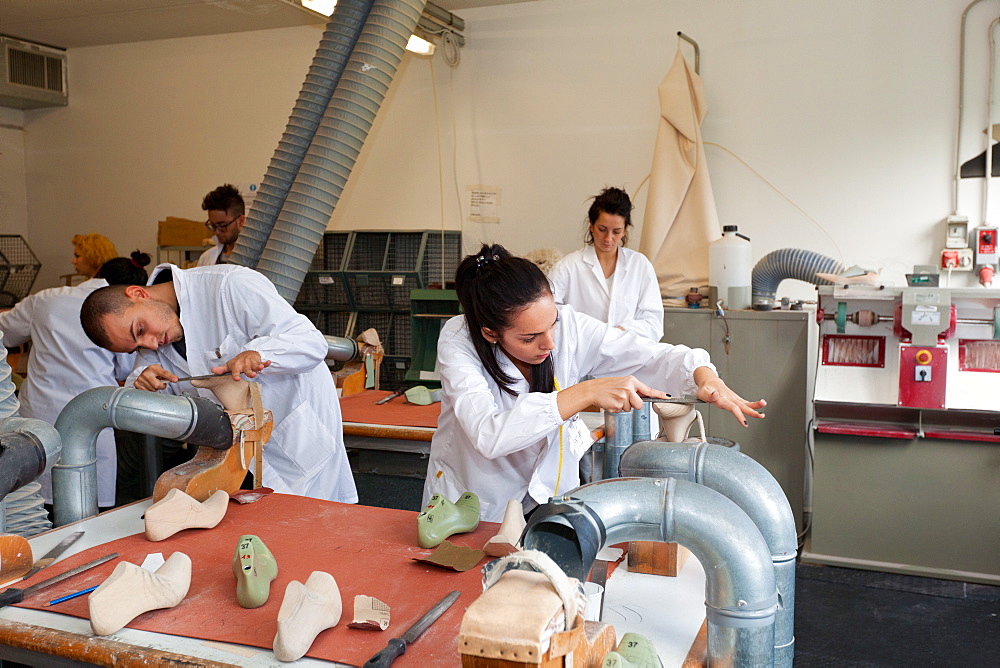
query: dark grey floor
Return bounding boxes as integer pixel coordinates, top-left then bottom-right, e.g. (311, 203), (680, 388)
(793, 562), (1000, 667)
(352, 467), (1000, 667)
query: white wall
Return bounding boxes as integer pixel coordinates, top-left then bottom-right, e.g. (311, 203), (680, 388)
(11, 0), (996, 298)
(0, 107), (28, 240)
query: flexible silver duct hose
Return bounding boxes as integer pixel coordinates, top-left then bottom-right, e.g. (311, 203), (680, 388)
(256, 0), (428, 302)
(620, 441), (797, 668)
(751, 249), (844, 309)
(0, 334), (61, 535)
(523, 477), (778, 667)
(52, 387), (233, 526)
(231, 0), (376, 268)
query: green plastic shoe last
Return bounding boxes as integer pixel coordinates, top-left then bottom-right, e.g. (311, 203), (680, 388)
(602, 632), (663, 668)
(417, 492), (481, 548)
(232, 534), (279, 609)
(405, 385), (442, 406)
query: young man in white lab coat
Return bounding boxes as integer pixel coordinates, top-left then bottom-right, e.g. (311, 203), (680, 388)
(197, 184), (245, 266)
(79, 263), (358, 504)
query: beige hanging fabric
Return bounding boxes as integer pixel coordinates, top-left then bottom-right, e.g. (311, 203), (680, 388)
(638, 46), (721, 298)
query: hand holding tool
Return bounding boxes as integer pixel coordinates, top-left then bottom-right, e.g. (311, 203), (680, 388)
(363, 590), (460, 667)
(0, 552), (119, 608)
(23, 531), (84, 579)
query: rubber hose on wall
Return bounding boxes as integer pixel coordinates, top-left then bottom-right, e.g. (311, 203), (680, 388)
(230, 0), (377, 269)
(255, 0), (428, 302)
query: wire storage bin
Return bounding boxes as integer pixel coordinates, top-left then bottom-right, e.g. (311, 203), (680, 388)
(0, 235), (40, 308)
(344, 230), (462, 311)
(295, 230), (462, 392)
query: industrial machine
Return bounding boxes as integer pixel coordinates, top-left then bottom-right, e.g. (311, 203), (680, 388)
(803, 283), (1000, 584)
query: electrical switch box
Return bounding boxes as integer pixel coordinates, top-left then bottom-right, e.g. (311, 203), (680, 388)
(898, 344), (947, 408)
(945, 215), (969, 248)
(974, 227), (999, 265)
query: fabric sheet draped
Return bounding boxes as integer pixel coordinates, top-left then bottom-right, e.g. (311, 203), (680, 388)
(639, 47), (721, 298)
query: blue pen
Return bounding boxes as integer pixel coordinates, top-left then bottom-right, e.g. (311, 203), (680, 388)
(45, 585), (98, 606)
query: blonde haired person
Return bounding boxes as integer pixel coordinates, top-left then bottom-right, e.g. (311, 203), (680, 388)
(72, 234), (118, 278)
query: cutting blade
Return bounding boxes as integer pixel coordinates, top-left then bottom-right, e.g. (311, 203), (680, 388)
(23, 531), (84, 579)
(642, 396), (704, 404)
(171, 373), (226, 383)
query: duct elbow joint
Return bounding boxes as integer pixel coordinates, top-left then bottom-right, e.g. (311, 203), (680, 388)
(186, 396), (235, 450)
(521, 499), (607, 581)
(0, 430), (51, 501)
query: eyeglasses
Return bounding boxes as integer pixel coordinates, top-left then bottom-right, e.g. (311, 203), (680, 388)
(205, 217), (240, 232)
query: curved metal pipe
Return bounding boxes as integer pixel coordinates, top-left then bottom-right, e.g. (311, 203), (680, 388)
(523, 477), (778, 667)
(231, 0), (376, 268)
(0, 334), (61, 532)
(0, 416), (61, 465)
(620, 441), (797, 667)
(0, 430), (51, 502)
(751, 248), (844, 310)
(52, 387), (233, 526)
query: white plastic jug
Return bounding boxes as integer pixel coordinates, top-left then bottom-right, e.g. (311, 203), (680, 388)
(709, 225), (752, 310)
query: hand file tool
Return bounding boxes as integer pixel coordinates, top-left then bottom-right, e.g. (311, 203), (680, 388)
(23, 531), (84, 579)
(0, 552), (119, 608)
(363, 590), (460, 667)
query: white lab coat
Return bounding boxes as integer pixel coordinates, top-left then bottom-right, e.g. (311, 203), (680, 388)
(422, 305), (713, 522)
(130, 264), (358, 503)
(0, 278), (135, 506)
(548, 245), (665, 342)
(196, 242), (224, 267)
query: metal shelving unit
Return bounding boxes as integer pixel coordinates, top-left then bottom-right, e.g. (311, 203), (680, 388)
(294, 230), (462, 384)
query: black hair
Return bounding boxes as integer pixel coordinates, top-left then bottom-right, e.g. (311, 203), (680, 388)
(80, 285), (131, 349)
(95, 250), (151, 287)
(201, 183), (245, 217)
(456, 244), (555, 396)
(584, 186), (633, 246)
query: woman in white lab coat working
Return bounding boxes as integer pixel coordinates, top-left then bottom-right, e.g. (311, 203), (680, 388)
(548, 187), (664, 342)
(422, 244), (765, 523)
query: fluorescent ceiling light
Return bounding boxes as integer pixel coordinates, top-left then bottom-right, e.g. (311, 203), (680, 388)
(302, 0), (337, 17)
(405, 34), (435, 56)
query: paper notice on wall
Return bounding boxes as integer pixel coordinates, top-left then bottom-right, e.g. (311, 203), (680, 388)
(467, 185), (501, 224)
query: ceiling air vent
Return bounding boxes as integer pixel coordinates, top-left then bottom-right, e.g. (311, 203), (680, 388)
(0, 36), (67, 109)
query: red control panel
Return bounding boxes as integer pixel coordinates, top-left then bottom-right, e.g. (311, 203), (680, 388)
(898, 344), (947, 409)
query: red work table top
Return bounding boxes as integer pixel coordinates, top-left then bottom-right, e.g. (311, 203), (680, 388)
(14, 494), (497, 666)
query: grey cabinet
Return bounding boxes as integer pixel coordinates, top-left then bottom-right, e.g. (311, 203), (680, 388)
(663, 308), (815, 532)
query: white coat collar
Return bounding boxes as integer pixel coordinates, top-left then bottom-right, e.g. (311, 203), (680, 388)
(582, 244), (632, 296)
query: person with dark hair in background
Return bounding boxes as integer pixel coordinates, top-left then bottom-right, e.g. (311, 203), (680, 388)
(548, 186), (664, 342)
(0, 250), (152, 520)
(421, 244), (765, 523)
(197, 184), (245, 266)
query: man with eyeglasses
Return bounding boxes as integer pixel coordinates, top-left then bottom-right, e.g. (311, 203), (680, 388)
(197, 184), (245, 266)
